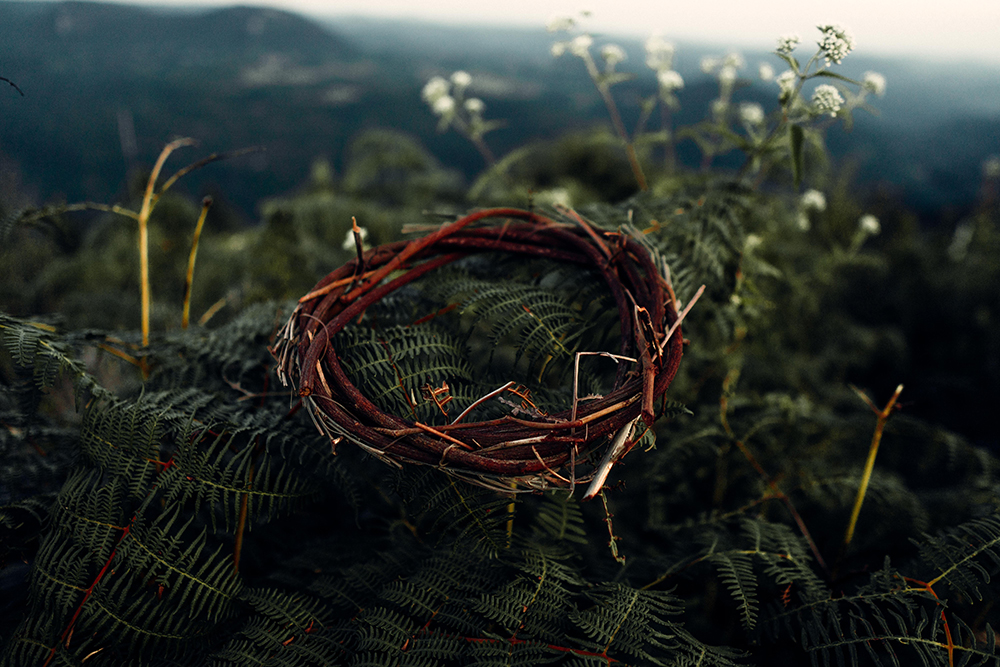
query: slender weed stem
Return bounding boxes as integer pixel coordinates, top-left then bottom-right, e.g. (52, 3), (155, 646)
(838, 383), (904, 570)
(182, 196), (213, 329)
(137, 137), (196, 347)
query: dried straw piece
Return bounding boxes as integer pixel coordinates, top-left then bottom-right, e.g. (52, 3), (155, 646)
(273, 207), (685, 494)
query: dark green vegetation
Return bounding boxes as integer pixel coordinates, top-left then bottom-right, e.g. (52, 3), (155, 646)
(3, 3), (1000, 666)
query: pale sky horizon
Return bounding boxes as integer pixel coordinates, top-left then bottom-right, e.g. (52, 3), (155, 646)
(27, 0), (1000, 65)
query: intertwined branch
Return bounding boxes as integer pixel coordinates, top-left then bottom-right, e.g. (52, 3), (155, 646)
(273, 208), (686, 493)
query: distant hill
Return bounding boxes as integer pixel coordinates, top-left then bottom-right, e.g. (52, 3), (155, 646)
(0, 1), (998, 224)
(1, 1), (355, 75)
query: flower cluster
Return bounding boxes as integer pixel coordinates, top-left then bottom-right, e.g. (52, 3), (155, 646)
(545, 14), (575, 33)
(601, 44), (626, 67)
(776, 33), (801, 55)
(701, 53), (744, 119)
(862, 71), (886, 96)
(422, 71), (487, 128)
(858, 214), (881, 235)
(797, 189), (827, 230)
(645, 34), (683, 106)
(801, 189), (827, 212)
(811, 84), (844, 117)
(645, 34), (675, 70)
(739, 102), (765, 127)
(817, 24), (855, 66)
(776, 69), (797, 102)
(421, 70), (495, 160)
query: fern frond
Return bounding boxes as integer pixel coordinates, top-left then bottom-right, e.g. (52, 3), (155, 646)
(916, 512), (1000, 602)
(0, 313), (112, 408)
(709, 551), (759, 631)
(397, 470), (513, 557)
(570, 583), (741, 666)
(475, 544), (584, 643)
(532, 491), (588, 545)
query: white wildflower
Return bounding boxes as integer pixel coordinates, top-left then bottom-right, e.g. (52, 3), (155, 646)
(774, 69), (799, 97)
(718, 65), (738, 86)
(858, 214), (881, 235)
(862, 71), (886, 96)
(342, 226), (369, 251)
(817, 24), (855, 66)
(551, 41), (567, 57)
(450, 70), (472, 88)
(759, 63), (774, 81)
(984, 155), (1000, 178)
(536, 187), (573, 208)
(421, 76), (449, 103)
(723, 52), (745, 69)
(644, 34), (675, 70)
(711, 99), (728, 119)
(569, 34), (593, 57)
(745, 234), (763, 252)
(545, 14), (575, 32)
(796, 211), (811, 231)
(811, 84), (844, 116)
(776, 33), (800, 54)
(739, 102), (765, 126)
(657, 69), (684, 91)
(431, 95), (455, 116)
(601, 43), (627, 66)
(948, 221), (975, 262)
(800, 189), (827, 212)
(464, 98), (485, 114)
(700, 56), (719, 74)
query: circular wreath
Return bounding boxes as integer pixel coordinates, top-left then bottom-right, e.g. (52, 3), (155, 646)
(273, 207), (688, 496)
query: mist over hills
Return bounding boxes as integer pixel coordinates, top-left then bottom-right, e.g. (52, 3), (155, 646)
(0, 0), (997, 223)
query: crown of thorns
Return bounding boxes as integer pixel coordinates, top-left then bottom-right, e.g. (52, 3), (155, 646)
(273, 207), (697, 497)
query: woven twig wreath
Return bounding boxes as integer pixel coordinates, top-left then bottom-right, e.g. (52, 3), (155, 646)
(273, 207), (687, 496)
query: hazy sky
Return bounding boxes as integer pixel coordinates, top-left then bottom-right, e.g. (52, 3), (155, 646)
(66, 0), (1000, 64)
